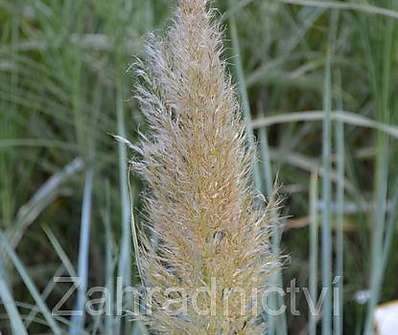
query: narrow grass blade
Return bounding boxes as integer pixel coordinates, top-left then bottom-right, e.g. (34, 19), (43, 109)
(358, 175), (398, 324)
(0, 257), (28, 335)
(70, 167), (94, 335)
(102, 180), (115, 334)
(309, 170), (319, 335)
(116, 78), (131, 288)
(115, 68), (132, 334)
(0, 138), (78, 151)
(252, 110), (398, 140)
(128, 165), (150, 335)
(381, 176), (398, 275)
(364, 9), (394, 334)
(44, 227), (77, 278)
(128, 167), (143, 284)
(228, 0), (262, 192)
(334, 72), (344, 335)
(321, 32), (333, 335)
(0, 233), (62, 335)
(222, 0), (386, 22)
(364, 126), (389, 335)
(278, 0), (398, 20)
(258, 106), (273, 197)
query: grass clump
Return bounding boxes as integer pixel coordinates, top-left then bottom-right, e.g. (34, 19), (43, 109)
(0, 0), (397, 334)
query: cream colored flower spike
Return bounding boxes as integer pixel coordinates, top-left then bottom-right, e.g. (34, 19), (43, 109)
(135, 0), (278, 334)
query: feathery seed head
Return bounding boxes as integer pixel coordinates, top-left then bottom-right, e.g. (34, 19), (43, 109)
(134, 0), (279, 333)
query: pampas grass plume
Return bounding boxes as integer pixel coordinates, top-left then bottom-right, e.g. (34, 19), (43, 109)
(134, 0), (279, 333)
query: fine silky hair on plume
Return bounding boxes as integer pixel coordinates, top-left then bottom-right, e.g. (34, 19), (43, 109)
(134, 0), (279, 333)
